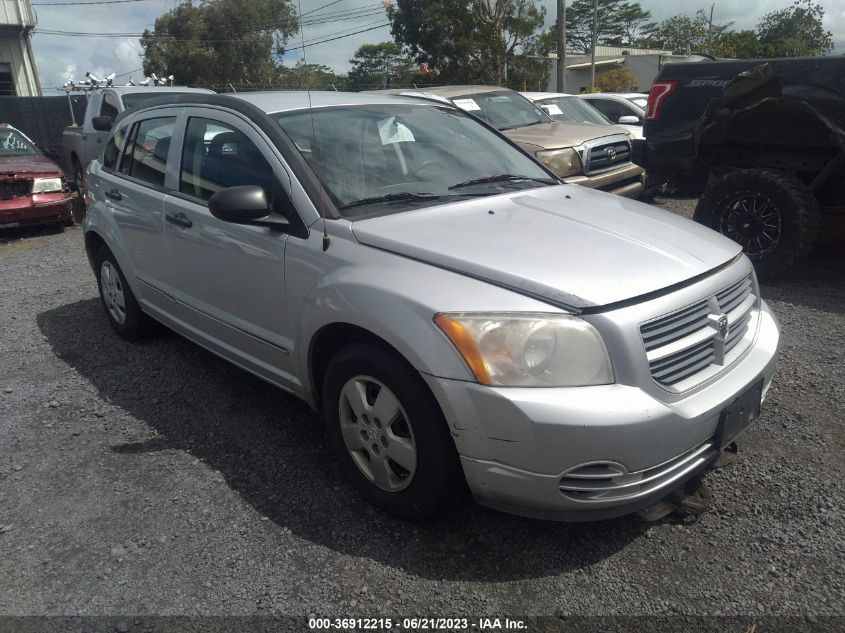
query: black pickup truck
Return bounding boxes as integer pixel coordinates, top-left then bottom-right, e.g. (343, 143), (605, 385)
(633, 57), (845, 278)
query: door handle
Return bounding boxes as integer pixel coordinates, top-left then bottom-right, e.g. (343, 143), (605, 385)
(104, 189), (122, 201)
(166, 212), (192, 228)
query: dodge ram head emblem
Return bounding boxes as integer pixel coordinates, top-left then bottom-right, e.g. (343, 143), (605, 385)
(607, 147), (617, 161)
(717, 314), (729, 340)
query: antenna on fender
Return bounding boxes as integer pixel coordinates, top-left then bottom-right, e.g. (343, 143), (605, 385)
(297, 0), (330, 252)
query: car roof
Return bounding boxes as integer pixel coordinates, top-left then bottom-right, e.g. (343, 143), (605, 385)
(581, 93), (646, 100)
(381, 85), (512, 99)
(224, 90), (441, 113)
(520, 92), (574, 101)
(109, 86), (215, 94)
(116, 91), (444, 117)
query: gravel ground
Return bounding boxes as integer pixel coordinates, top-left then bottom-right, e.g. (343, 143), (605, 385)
(1, 199), (843, 627)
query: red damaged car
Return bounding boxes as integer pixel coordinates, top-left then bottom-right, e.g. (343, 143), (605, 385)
(0, 124), (73, 229)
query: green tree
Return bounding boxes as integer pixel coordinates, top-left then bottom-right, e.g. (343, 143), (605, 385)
(594, 67), (636, 91)
(388, 0), (546, 86)
(614, 2), (653, 47)
(756, 0), (833, 57)
(278, 61), (345, 91)
(140, 0), (298, 89)
(713, 30), (763, 59)
(638, 12), (732, 55)
(346, 42), (417, 90)
(556, 0), (651, 54)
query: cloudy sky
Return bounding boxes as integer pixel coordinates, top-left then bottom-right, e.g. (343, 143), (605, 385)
(31, 0), (845, 91)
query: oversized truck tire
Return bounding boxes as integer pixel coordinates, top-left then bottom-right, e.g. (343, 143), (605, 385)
(693, 169), (821, 279)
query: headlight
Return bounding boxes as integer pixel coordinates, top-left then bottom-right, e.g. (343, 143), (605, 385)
(434, 313), (613, 387)
(535, 148), (582, 178)
(31, 178), (63, 193)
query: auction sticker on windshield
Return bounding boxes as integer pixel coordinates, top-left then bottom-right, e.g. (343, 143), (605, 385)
(453, 98), (481, 111)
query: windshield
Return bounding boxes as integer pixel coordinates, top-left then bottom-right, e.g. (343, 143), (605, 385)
(451, 90), (550, 131)
(0, 128), (37, 156)
(536, 96), (611, 126)
(274, 104), (556, 218)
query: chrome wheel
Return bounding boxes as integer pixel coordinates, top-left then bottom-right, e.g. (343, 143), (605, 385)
(338, 375), (417, 492)
(720, 194), (782, 258)
(100, 260), (127, 325)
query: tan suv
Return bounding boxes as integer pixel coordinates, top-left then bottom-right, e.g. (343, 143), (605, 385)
(383, 86), (644, 198)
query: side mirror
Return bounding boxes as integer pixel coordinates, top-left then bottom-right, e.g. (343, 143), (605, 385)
(92, 116), (113, 132)
(209, 185), (272, 223)
(618, 115), (640, 125)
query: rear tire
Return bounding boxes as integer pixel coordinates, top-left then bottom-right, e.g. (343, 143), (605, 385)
(94, 246), (158, 341)
(322, 343), (466, 520)
(693, 169), (820, 279)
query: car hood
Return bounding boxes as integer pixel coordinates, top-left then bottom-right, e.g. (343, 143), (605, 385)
(0, 154), (61, 176)
(351, 185), (742, 311)
(504, 121), (627, 150)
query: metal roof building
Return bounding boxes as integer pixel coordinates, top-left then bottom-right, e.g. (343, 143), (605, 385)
(0, 0), (41, 96)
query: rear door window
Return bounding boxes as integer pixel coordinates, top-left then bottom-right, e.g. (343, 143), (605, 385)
(119, 116), (176, 188)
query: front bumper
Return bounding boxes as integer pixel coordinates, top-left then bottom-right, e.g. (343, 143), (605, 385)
(423, 302), (779, 521)
(563, 162), (645, 198)
(0, 193), (73, 228)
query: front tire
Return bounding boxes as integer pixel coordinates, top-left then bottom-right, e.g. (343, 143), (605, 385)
(693, 169), (821, 279)
(72, 158), (85, 199)
(94, 246), (156, 341)
(322, 343), (466, 520)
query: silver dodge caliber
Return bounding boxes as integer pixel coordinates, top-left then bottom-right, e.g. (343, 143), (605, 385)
(83, 92), (779, 521)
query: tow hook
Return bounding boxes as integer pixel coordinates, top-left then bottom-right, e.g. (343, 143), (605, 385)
(636, 443), (738, 522)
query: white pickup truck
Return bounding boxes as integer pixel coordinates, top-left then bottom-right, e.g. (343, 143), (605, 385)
(62, 86), (213, 192)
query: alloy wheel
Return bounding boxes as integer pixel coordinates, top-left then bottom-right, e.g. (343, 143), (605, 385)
(100, 260), (127, 325)
(719, 194), (782, 258)
(337, 375), (417, 492)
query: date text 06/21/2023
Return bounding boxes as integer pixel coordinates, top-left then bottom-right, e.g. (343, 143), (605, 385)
(308, 617), (528, 630)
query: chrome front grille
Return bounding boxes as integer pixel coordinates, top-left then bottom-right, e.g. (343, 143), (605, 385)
(640, 274), (758, 391)
(559, 440), (715, 503)
(585, 139), (631, 174)
(575, 134), (632, 176)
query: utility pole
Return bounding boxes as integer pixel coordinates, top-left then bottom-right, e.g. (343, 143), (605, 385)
(707, 3), (715, 55)
(556, 0), (566, 93)
(589, 0), (598, 91)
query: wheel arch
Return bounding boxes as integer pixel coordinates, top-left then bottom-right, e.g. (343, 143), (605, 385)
(308, 322), (424, 414)
(84, 229), (106, 271)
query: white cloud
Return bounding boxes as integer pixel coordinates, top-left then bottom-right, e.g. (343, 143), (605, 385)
(114, 38), (142, 64)
(29, 0), (845, 92)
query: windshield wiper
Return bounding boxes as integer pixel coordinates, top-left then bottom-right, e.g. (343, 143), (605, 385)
(448, 174), (556, 190)
(339, 192), (440, 210)
(500, 120), (545, 131)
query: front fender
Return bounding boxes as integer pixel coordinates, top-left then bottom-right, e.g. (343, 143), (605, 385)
(286, 224), (567, 398)
(295, 266), (476, 388)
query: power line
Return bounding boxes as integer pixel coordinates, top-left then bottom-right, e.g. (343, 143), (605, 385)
(300, 0), (344, 18)
(33, 20), (390, 48)
(33, 0), (151, 4)
(290, 21), (388, 50)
